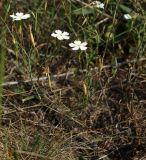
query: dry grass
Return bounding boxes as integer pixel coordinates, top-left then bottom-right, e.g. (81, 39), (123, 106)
(1, 61), (146, 159)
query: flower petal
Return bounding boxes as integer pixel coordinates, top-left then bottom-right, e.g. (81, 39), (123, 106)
(10, 15), (16, 18)
(69, 43), (76, 47)
(16, 12), (23, 16)
(22, 14), (30, 19)
(57, 35), (64, 40)
(74, 40), (81, 45)
(81, 42), (87, 46)
(72, 46), (80, 50)
(63, 32), (69, 36)
(51, 33), (57, 37)
(14, 18), (22, 21)
(80, 46), (87, 50)
(124, 14), (132, 19)
(62, 35), (70, 39)
(55, 30), (62, 34)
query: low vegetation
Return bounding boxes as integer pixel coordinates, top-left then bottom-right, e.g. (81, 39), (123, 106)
(0, 0), (146, 159)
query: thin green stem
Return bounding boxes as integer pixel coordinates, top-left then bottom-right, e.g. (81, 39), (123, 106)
(0, 38), (6, 117)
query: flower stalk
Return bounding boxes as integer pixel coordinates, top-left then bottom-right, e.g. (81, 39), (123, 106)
(0, 33), (6, 117)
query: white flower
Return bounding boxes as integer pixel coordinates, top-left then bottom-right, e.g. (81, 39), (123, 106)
(124, 14), (132, 20)
(51, 30), (70, 40)
(10, 12), (30, 21)
(91, 1), (104, 9)
(69, 40), (87, 51)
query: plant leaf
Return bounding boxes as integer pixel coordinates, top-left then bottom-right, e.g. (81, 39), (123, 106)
(119, 4), (132, 13)
(73, 7), (96, 15)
